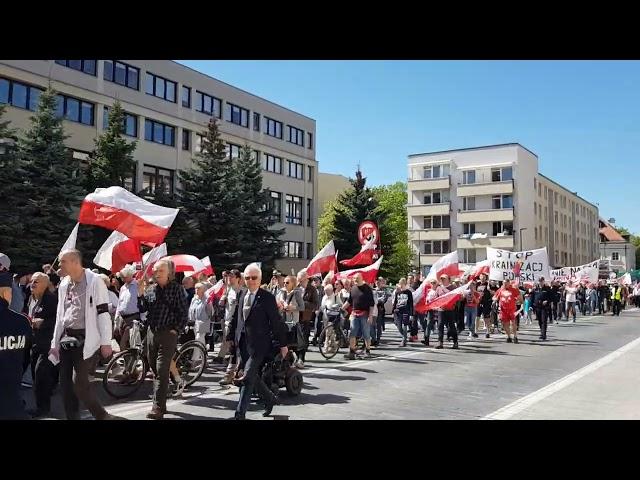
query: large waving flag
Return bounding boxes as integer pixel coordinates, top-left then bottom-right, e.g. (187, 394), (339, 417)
(306, 240), (338, 276)
(412, 278), (432, 306)
(135, 243), (167, 280)
(426, 251), (460, 281)
(161, 254), (206, 273)
(467, 259), (491, 281)
(185, 256), (214, 278)
(57, 223), (80, 260)
(339, 236), (377, 267)
(206, 279), (226, 304)
(335, 256), (383, 285)
(415, 282), (470, 314)
(93, 230), (142, 273)
(78, 186), (179, 245)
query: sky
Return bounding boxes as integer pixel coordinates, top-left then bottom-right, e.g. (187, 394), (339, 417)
(178, 60), (640, 233)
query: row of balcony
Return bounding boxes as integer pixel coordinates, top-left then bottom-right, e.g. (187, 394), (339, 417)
(407, 203), (515, 222)
(409, 229), (515, 249)
(407, 176), (514, 197)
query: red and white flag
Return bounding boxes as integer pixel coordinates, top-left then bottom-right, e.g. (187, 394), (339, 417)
(335, 256), (383, 285)
(161, 254), (206, 273)
(467, 260), (491, 281)
(78, 186), (179, 245)
(306, 240), (338, 276)
(185, 256), (214, 278)
(425, 251), (460, 281)
(57, 223), (80, 261)
(412, 278), (432, 307)
(416, 282), (470, 314)
(136, 243), (167, 280)
(206, 279), (226, 304)
(339, 236), (377, 267)
(93, 230), (142, 273)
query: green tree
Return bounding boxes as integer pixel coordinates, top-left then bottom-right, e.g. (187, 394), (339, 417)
(0, 105), (23, 261)
(317, 198), (340, 248)
(371, 182), (413, 281)
(13, 87), (85, 273)
(235, 144), (285, 276)
(177, 118), (241, 271)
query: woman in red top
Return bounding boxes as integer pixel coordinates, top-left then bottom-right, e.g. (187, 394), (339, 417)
(494, 279), (523, 344)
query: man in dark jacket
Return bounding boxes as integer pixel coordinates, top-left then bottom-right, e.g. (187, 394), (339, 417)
(25, 272), (58, 417)
(227, 263), (288, 420)
(296, 269), (319, 368)
(533, 277), (552, 340)
(550, 281), (561, 322)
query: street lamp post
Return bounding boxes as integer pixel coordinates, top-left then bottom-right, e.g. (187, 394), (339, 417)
(519, 227), (527, 251)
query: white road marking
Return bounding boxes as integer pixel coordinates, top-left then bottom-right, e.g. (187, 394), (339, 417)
(483, 334), (640, 420)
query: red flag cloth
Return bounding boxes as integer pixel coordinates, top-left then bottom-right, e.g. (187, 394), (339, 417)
(415, 282), (469, 314)
(306, 240), (338, 276)
(334, 256), (383, 285)
(425, 251), (460, 281)
(339, 236), (377, 267)
(161, 254), (206, 273)
(93, 230), (142, 273)
(206, 280), (226, 304)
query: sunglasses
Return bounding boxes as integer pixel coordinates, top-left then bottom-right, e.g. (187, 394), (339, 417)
(244, 275), (259, 281)
(284, 281), (291, 284)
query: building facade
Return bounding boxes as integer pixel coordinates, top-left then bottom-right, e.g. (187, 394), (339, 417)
(599, 218), (636, 273)
(407, 144), (600, 275)
(0, 60), (317, 273)
(317, 172), (351, 221)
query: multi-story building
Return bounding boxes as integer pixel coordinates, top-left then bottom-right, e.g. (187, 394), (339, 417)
(407, 143), (599, 275)
(599, 218), (636, 273)
(0, 60), (317, 273)
(317, 172), (351, 221)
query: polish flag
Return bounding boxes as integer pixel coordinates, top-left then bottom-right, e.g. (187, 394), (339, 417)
(57, 223), (80, 261)
(185, 256), (214, 278)
(425, 251), (460, 281)
(467, 260), (491, 281)
(78, 186), (179, 245)
(93, 230), (142, 273)
(334, 256), (383, 285)
(206, 279), (226, 304)
(416, 282), (470, 314)
(161, 254), (206, 273)
(136, 243), (167, 280)
(412, 278), (433, 307)
(339, 236), (377, 267)
(306, 240), (338, 276)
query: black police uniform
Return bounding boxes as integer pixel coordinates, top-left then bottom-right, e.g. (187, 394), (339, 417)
(533, 284), (552, 340)
(0, 298), (33, 419)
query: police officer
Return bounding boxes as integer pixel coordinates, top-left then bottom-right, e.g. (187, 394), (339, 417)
(0, 253), (33, 420)
(533, 276), (552, 340)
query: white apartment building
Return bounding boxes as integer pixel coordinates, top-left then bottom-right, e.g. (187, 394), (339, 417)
(407, 144), (600, 275)
(0, 60), (317, 273)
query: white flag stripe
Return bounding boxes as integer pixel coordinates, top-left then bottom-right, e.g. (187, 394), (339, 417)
(57, 223), (79, 261)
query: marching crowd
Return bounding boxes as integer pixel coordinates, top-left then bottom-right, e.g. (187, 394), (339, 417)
(1, 248), (638, 420)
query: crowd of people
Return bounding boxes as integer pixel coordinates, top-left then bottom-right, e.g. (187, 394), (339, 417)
(1, 248), (639, 420)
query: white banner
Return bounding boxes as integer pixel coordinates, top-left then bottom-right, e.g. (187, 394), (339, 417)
(550, 260), (599, 284)
(487, 247), (550, 283)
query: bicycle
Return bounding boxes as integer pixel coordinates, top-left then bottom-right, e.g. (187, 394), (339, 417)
(317, 307), (351, 359)
(102, 320), (208, 399)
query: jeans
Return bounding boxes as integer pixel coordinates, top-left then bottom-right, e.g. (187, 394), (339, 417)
(426, 311), (438, 342)
(417, 313), (429, 339)
(394, 312), (408, 342)
(551, 302), (558, 320)
(464, 306), (476, 334)
(60, 344), (108, 420)
(235, 335), (275, 417)
(147, 328), (178, 412)
(376, 303), (386, 341)
(438, 310), (458, 343)
(349, 315), (371, 341)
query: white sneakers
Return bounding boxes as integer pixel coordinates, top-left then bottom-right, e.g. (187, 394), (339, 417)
(294, 360), (305, 369)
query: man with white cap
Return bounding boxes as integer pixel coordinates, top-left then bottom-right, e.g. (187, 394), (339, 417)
(115, 264), (139, 350)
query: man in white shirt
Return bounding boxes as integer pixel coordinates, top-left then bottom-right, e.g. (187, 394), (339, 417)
(115, 265), (139, 350)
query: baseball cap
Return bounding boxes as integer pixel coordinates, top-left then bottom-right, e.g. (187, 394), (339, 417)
(0, 253), (10, 271)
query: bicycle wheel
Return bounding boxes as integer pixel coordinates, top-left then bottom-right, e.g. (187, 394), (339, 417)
(102, 348), (148, 399)
(173, 340), (207, 387)
(318, 325), (340, 359)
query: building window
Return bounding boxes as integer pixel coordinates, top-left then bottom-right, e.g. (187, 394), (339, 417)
(181, 86), (191, 108)
(612, 252), (620, 261)
(545, 227), (548, 241)
(307, 198), (312, 227)
(286, 125), (305, 146)
(554, 192), (558, 204)
(462, 170), (476, 184)
(195, 91), (222, 118)
(535, 227), (538, 240)
(227, 143), (241, 160)
(264, 117), (283, 139)
(554, 211), (558, 224)
(308, 166), (314, 183)
(53, 94), (94, 125)
(492, 194), (513, 209)
(462, 196), (475, 211)
(424, 190), (449, 205)
(103, 60), (139, 90)
(182, 129), (190, 151)
(145, 72), (176, 103)
(253, 112), (260, 131)
(462, 223), (476, 235)
(103, 107), (138, 137)
(0, 78), (44, 112)
(493, 221), (514, 236)
(225, 103), (249, 127)
(538, 183), (542, 196)
(423, 240), (450, 255)
(307, 132), (313, 149)
(144, 119), (175, 147)
(269, 191), (282, 222)
(124, 164), (137, 192)
(423, 164), (450, 179)
(287, 160), (304, 180)
(283, 241), (303, 259)
(55, 60), (96, 76)
(252, 150), (261, 166)
(142, 164), (174, 196)
(491, 166), (513, 182)
(534, 203), (537, 215)
(307, 243), (313, 260)
(544, 206), (548, 220)
(461, 249), (476, 263)
(423, 215), (450, 229)
(534, 178), (537, 189)
(263, 154), (283, 174)
(285, 195), (303, 225)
